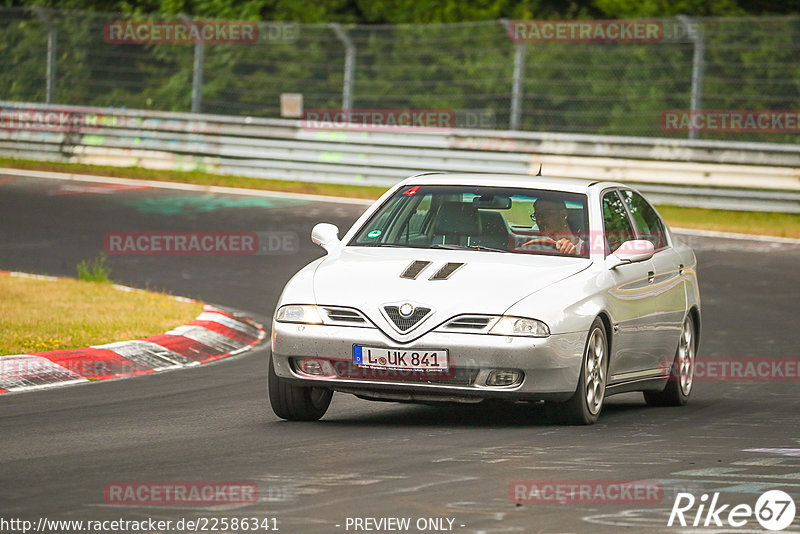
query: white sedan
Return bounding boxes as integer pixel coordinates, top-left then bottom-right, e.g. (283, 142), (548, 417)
(269, 173), (700, 424)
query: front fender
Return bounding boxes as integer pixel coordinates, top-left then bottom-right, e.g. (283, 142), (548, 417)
(502, 265), (609, 336)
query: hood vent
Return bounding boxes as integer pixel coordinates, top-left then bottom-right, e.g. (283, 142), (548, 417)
(400, 260), (432, 280)
(383, 305), (431, 332)
(429, 262), (465, 280)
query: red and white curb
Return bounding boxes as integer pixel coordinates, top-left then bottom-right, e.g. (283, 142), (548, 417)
(0, 273), (265, 393)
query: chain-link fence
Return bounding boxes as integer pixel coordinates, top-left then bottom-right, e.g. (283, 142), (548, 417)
(1, 7), (798, 142)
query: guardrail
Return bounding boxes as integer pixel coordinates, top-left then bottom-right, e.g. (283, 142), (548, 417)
(1, 101), (798, 212)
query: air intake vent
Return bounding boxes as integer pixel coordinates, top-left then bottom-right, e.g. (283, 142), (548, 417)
(322, 307), (367, 324)
(429, 262), (465, 280)
(383, 306), (431, 332)
(444, 315), (493, 330)
(400, 260), (432, 280)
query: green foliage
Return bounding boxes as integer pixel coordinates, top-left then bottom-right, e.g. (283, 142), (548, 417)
(77, 252), (112, 283)
(0, 5), (798, 143)
(4, 0), (798, 21)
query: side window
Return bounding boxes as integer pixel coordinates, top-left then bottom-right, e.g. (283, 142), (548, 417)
(620, 190), (667, 250)
(407, 195), (432, 234)
(602, 191), (635, 255)
(352, 195), (407, 244)
(395, 193), (436, 244)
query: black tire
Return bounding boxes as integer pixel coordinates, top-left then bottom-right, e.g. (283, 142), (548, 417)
(644, 315), (696, 407)
(268, 353), (332, 421)
(545, 318), (608, 425)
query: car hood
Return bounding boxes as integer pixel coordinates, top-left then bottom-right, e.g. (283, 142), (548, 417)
(312, 247), (589, 342)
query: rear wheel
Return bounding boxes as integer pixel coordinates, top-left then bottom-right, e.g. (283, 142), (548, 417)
(546, 318), (608, 425)
(269, 353), (332, 421)
(644, 315), (695, 407)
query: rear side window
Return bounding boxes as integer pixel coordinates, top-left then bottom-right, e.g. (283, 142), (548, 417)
(620, 190), (667, 250)
(602, 191), (635, 255)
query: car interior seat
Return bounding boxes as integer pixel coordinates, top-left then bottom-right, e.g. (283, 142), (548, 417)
(475, 210), (510, 250)
(432, 201), (480, 245)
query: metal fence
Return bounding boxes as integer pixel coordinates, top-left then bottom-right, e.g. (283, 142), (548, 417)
(1, 8), (799, 143)
(2, 101), (798, 212)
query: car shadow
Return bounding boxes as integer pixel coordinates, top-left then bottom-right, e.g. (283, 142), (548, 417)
(316, 394), (704, 427)
(321, 400), (551, 427)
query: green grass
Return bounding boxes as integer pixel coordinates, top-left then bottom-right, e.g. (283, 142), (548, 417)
(0, 274), (203, 356)
(0, 157), (387, 199)
(2, 156), (799, 238)
(656, 205), (800, 239)
(76, 252), (112, 283)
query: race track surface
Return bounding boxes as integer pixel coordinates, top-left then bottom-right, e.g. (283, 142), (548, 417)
(1, 174), (799, 533)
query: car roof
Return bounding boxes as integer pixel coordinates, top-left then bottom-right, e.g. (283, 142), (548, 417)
(400, 173), (621, 194)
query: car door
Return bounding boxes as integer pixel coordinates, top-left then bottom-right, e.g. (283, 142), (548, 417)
(620, 189), (687, 369)
(601, 189), (659, 382)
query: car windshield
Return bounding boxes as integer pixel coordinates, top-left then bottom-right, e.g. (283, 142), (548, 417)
(350, 184), (590, 258)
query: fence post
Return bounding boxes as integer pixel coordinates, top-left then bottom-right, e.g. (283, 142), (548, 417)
(330, 23), (355, 110)
(180, 15), (204, 114)
(191, 42), (205, 113)
(678, 16), (705, 140)
(33, 7), (57, 104)
(502, 20), (525, 131)
(510, 42), (526, 131)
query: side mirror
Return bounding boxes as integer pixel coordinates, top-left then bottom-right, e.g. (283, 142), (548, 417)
(607, 239), (655, 269)
(311, 223), (340, 252)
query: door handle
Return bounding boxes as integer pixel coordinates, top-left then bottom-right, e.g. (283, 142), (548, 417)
(647, 270), (655, 283)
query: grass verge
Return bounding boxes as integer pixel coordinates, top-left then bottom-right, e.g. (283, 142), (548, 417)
(656, 205), (800, 239)
(0, 157), (388, 199)
(0, 274), (203, 356)
(2, 157), (799, 238)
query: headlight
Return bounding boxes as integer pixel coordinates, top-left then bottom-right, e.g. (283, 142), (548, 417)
(275, 304), (324, 324)
(489, 316), (550, 337)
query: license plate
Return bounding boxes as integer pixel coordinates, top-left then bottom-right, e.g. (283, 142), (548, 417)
(353, 345), (449, 371)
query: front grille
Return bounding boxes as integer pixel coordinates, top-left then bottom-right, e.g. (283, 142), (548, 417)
(322, 307), (367, 324)
(400, 260), (432, 280)
(383, 306), (431, 332)
(429, 262), (465, 280)
(342, 366), (479, 386)
(444, 315), (494, 331)
(313, 359), (479, 386)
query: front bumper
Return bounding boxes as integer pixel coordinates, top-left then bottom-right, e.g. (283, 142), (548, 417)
(271, 321), (587, 402)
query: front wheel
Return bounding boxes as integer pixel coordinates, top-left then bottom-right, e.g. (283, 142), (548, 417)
(545, 318), (608, 425)
(644, 315), (696, 407)
(268, 354), (332, 421)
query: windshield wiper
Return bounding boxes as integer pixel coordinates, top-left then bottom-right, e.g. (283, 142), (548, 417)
(360, 243), (430, 248)
(429, 243), (509, 253)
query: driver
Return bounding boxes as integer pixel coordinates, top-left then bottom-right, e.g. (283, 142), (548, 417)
(522, 198), (584, 255)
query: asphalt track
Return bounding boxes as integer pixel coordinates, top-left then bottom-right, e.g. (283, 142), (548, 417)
(1, 173), (799, 534)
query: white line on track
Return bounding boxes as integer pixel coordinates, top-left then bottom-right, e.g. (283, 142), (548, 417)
(0, 167), (374, 206)
(3, 167), (798, 243)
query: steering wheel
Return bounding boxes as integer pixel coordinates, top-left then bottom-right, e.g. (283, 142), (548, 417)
(520, 236), (559, 249)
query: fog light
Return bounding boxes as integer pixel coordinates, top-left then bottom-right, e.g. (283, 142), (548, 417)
(300, 358), (324, 376)
(485, 369), (522, 387)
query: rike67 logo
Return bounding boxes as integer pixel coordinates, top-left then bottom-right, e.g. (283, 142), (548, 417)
(668, 490), (796, 531)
